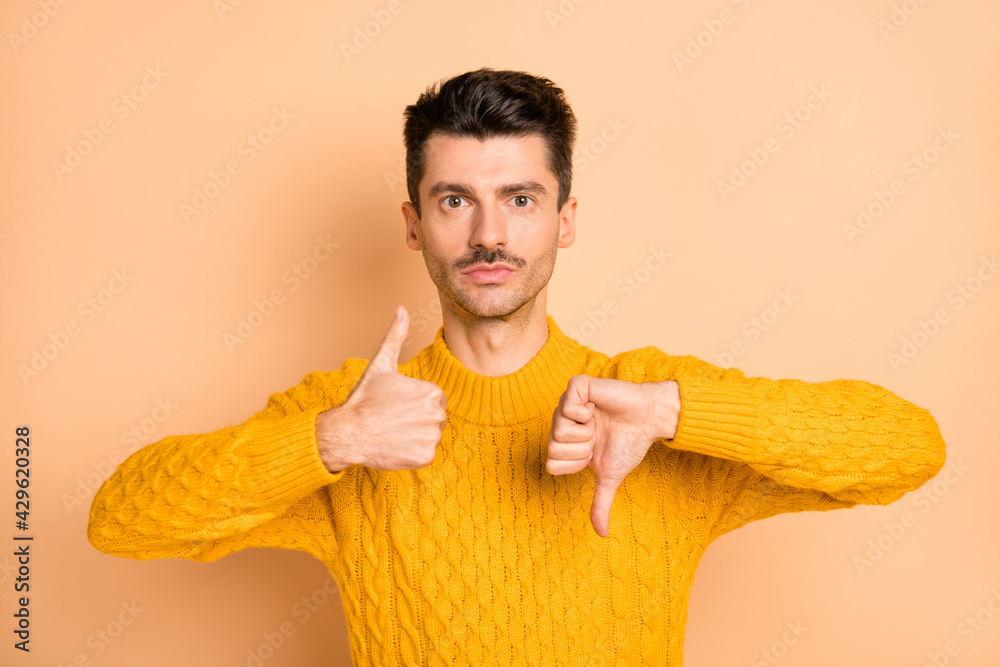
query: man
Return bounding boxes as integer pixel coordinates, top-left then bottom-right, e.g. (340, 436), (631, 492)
(88, 67), (947, 665)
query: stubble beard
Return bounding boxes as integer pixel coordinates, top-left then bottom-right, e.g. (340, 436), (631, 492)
(418, 225), (559, 320)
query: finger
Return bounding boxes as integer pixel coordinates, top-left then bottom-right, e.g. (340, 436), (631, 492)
(547, 412), (594, 454)
(546, 438), (594, 463)
(545, 456), (591, 476)
(590, 477), (622, 539)
(370, 305), (408, 374)
(551, 413), (595, 444)
(562, 397), (595, 425)
(562, 377), (596, 424)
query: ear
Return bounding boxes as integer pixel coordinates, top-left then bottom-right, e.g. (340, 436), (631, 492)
(401, 201), (421, 250)
(558, 196), (577, 248)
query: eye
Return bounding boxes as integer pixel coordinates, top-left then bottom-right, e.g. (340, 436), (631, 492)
(513, 195), (531, 207)
(445, 195), (466, 209)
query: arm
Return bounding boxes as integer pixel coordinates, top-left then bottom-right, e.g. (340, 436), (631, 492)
(88, 305), (446, 561)
(87, 362), (366, 563)
(639, 350), (947, 540)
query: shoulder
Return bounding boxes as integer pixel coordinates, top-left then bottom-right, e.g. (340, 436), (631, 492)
(590, 344), (670, 381)
(593, 344), (738, 383)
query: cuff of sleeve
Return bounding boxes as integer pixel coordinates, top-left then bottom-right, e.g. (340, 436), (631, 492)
(234, 407), (346, 507)
(671, 376), (760, 461)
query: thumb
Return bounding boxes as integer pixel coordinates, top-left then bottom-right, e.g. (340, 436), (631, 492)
(370, 305), (408, 374)
(590, 477), (622, 539)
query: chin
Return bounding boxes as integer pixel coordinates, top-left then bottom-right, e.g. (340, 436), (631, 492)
(458, 294), (534, 320)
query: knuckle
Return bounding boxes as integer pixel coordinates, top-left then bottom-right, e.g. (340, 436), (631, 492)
(416, 447), (436, 467)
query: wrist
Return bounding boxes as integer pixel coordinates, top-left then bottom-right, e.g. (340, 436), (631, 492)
(316, 406), (358, 472)
(649, 380), (680, 441)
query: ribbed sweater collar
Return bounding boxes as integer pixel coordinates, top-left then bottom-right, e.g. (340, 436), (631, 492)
(410, 315), (587, 426)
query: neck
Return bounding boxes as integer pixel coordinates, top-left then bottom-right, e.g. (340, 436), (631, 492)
(407, 309), (586, 426)
(438, 291), (550, 377)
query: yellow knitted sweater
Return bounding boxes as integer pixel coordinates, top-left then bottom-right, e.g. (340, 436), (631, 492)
(88, 315), (946, 665)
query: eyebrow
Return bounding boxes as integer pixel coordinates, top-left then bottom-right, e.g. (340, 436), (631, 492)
(426, 180), (550, 200)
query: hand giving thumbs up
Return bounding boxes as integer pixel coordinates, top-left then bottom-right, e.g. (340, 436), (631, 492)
(316, 306), (448, 472)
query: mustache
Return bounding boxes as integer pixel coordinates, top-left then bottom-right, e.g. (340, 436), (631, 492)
(455, 249), (525, 270)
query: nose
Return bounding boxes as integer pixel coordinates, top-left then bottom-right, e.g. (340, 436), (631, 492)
(468, 198), (508, 251)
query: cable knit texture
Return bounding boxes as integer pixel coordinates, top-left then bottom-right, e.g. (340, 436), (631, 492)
(88, 315), (946, 665)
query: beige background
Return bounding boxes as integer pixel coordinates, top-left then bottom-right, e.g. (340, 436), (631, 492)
(2, 0), (999, 665)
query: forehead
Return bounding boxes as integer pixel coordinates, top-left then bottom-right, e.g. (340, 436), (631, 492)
(421, 133), (554, 195)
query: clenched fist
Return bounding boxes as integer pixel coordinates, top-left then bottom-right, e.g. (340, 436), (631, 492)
(316, 305), (448, 472)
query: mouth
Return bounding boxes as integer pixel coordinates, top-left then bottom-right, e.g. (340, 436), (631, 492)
(461, 263), (515, 284)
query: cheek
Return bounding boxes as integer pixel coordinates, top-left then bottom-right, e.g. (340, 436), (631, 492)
(519, 226), (560, 257)
(422, 228), (462, 263)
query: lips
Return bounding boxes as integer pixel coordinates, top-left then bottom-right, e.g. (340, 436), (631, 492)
(462, 263), (515, 283)
(462, 263), (515, 274)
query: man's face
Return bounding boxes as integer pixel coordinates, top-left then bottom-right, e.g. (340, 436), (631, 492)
(402, 132), (576, 320)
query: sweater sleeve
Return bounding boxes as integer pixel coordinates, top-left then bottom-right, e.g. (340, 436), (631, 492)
(87, 359), (367, 563)
(607, 347), (947, 543)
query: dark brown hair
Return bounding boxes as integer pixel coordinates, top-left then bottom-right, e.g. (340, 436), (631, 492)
(402, 67), (577, 219)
